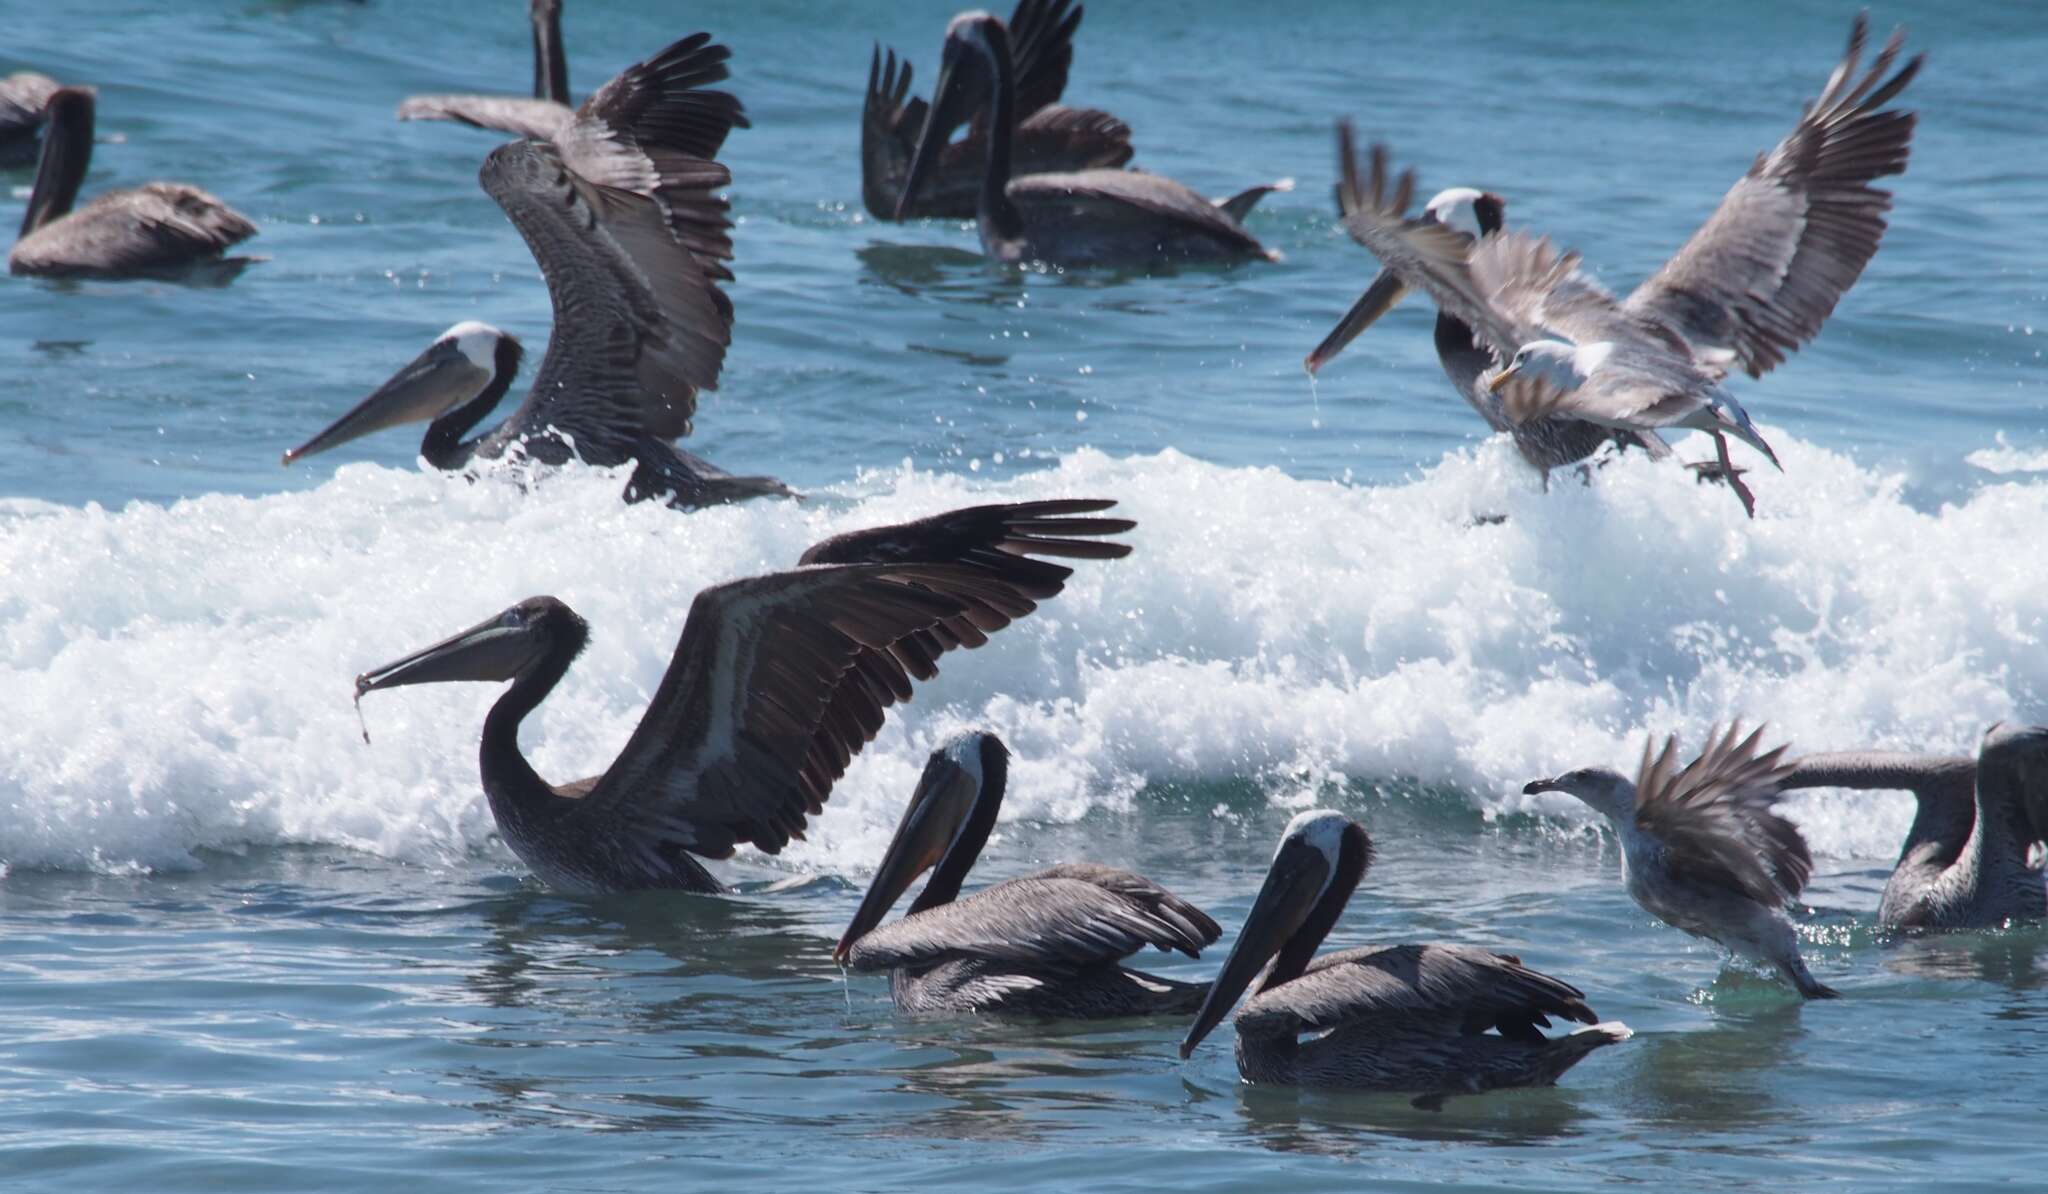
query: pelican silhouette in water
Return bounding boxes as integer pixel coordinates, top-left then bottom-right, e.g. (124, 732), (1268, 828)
(286, 34), (790, 508)
(1782, 725), (2048, 929)
(10, 87), (256, 279)
(835, 731), (1219, 1017)
(352, 501), (1133, 894)
(1305, 129), (1651, 486)
(1180, 810), (1627, 1107)
(0, 71), (59, 168)
(1526, 723), (1839, 998)
(397, 0), (574, 140)
(1329, 14), (1920, 516)
(863, 0), (1133, 221)
(897, 10), (1284, 266)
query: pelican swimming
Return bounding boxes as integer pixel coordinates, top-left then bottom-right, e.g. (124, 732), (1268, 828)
(834, 731), (1220, 1017)
(863, 0), (1133, 221)
(897, 10), (1284, 266)
(286, 34), (790, 509)
(352, 500), (1134, 894)
(1526, 723), (1838, 999)
(1180, 810), (1627, 1106)
(1781, 725), (2047, 929)
(0, 71), (58, 168)
(1306, 131), (1654, 486)
(397, 0), (574, 140)
(1332, 15), (1920, 517)
(10, 87), (256, 279)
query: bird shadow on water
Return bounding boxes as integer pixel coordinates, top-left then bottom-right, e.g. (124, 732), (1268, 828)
(856, 241), (1014, 300)
(1609, 998), (1808, 1131)
(1197, 1079), (1598, 1152)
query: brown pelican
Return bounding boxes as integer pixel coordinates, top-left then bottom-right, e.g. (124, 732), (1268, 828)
(352, 500), (1134, 894)
(0, 71), (58, 168)
(396, 0), (574, 140)
(1333, 15), (1920, 518)
(863, 0), (1133, 221)
(286, 34), (790, 509)
(1306, 128), (1658, 487)
(1525, 723), (1839, 999)
(1782, 725), (2048, 929)
(834, 730), (1220, 1017)
(1180, 810), (1627, 1107)
(897, 10), (1282, 266)
(9, 87), (256, 279)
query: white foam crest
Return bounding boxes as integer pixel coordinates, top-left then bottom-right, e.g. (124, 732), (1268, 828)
(1966, 432), (2048, 476)
(2, 432), (2043, 875)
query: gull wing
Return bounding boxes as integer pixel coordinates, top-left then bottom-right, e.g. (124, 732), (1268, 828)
(1622, 13), (1921, 379)
(845, 872), (1213, 973)
(1235, 944), (1598, 1040)
(1634, 723), (1808, 904)
(479, 33), (746, 459)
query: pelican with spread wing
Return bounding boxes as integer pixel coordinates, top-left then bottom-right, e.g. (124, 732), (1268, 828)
(1526, 724), (1837, 998)
(351, 501), (1134, 894)
(288, 33), (789, 508)
(1331, 14), (1921, 517)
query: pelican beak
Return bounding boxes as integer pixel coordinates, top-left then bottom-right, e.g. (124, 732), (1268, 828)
(1304, 268), (1408, 375)
(283, 340), (488, 466)
(834, 748), (981, 963)
(1179, 836), (1331, 1059)
(1487, 364), (1521, 394)
(354, 606), (542, 699)
(1522, 777), (1563, 795)
(894, 33), (979, 221)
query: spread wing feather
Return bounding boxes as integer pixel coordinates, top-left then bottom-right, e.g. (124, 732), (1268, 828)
(1634, 723), (1808, 903)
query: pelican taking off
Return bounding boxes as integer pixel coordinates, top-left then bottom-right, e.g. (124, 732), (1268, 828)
(1332, 15), (1920, 517)
(10, 87), (256, 279)
(1180, 810), (1627, 1107)
(835, 731), (1220, 1017)
(397, 0), (575, 140)
(352, 501), (1134, 894)
(0, 71), (59, 168)
(897, 10), (1284, 267)
(1526, 724), (1838, 999)
(1307, 133), (1654, 485)
(863, 0), (1133, 221)
(1782, 725), (2047, 929)
(286, 34), (791, 509)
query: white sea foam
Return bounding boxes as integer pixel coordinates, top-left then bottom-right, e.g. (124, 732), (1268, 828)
(2, 432), (2042, 875)
(1966, 432), (2048, 476)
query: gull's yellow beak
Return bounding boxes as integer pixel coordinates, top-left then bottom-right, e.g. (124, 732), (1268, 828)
(1487, 365), (1520, 394)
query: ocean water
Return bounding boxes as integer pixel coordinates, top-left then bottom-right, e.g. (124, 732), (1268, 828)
(4, 0), (2047, 1188)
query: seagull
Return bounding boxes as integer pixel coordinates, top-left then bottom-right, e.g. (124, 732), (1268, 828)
(1331, 14), (1921, 517)
(1525, 724), (1839, 999)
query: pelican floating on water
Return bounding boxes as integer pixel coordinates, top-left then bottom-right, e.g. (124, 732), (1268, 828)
(396, 0), (574, 140)
(287, 34), (790, 509)
(1307, 132), (1653, 486)
(1180, 810), (1627, 1106)
(352, 501), (1134, 894)
(863, 0), (1133, 221)
(0, 71), (58, 168)
(1782, 725), (2047, 929)
(1331, 14), (1920, 517)
(897, 10), (1283, 266)
(834, 731), (1220, 1017)
(1526, 724), (1839, 999)
(10, 87), (256, 279)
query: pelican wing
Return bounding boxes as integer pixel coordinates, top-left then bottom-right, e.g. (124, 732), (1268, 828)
(1634, 723), (1808, 904)
(1011, 168), (1268, 253)
(844, 873), (1213, 973)
(13, 183), (256, 275)
(582, 561), (1017, 862)
(1622, 14), (1920, 380)
(1004, 0), (1082, 118)
(1235, 944), (1598, 1040)
(481, 34), (746, 457)
(799, 500), (1133, 767)
(1014, 105), (1134, 171)
(0, 70), (58, 133)
(396, 94), (574, 140)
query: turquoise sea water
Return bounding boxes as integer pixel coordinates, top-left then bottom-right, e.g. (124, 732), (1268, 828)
(3, 0), (2046, 1188)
